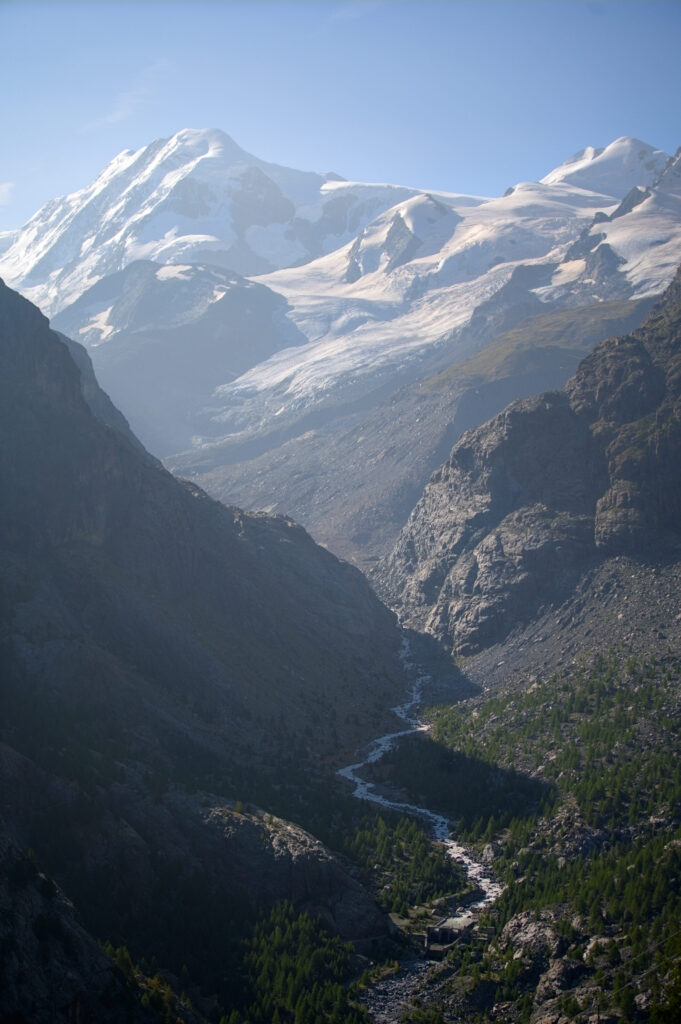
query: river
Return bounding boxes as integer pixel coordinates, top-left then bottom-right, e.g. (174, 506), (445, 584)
(337, 639), (503, 1021)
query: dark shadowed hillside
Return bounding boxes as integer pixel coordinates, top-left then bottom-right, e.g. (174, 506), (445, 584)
(0, 279), (407, 1018)
(0, 278), (405, 764)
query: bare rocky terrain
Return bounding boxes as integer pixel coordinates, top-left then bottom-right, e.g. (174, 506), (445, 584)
(459, 551), (681, 694)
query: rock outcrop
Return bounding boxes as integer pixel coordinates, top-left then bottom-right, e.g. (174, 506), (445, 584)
(375, 266), (681, 654)
(205, 808), (386, 940)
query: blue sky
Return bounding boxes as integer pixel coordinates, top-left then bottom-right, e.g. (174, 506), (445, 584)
(1, 0), (679, 231)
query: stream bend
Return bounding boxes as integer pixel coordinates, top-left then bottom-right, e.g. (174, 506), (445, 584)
(337, 639), (503, 911)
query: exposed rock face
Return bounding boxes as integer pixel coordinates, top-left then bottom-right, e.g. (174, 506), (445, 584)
(205, 808), (386, 939)
(375, 267), (681, 654)
(567, 288), (681, 550)
(500, 909), (566, 964)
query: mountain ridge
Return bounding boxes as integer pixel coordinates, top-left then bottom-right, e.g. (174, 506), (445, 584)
(0, 272), (409, 774)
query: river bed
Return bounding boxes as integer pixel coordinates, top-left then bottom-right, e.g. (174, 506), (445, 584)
(337, 639), (502, 1019)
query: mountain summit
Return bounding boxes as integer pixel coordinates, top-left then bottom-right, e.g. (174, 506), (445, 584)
(0, 127), (423, 315)
(540, 136), (668, 195)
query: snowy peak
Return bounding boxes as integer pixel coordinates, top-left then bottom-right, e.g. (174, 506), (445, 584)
(0, 128), (435, 315)
(1, 128), (678, 354)
(224, 135), (681, 454)
(102, 128), (251, 186)
(534, 142), (681, 305)
(345, 193), (463, 281)
(541, 137), (669, 197)
(154, 127), (247, 162)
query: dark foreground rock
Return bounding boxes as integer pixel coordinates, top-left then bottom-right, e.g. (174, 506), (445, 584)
(0, 278), (400, 1013)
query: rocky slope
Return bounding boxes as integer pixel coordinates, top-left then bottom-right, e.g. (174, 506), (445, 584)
(0, 736), (386, 958)
(0, 278), (405, 762)
(0, 836), (156, 1023)
(375, 264), (681, 656)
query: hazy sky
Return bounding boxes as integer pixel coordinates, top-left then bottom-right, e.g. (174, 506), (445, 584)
(1, 0), (679, 231)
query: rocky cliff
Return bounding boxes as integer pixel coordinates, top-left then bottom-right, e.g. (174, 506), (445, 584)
(375, 266), (681, 655)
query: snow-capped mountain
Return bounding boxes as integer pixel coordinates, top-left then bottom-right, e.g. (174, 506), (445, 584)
(167, 138), (681, 561)
(173, 138), (680, 452)
(0, 128), (428, 317)
(4, 130), (680, 562)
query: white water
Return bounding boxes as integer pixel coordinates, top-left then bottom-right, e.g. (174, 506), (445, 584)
(337, 639), (503, 915)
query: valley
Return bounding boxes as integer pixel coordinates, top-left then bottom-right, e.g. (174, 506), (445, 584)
(1, 125), (680, 1024)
